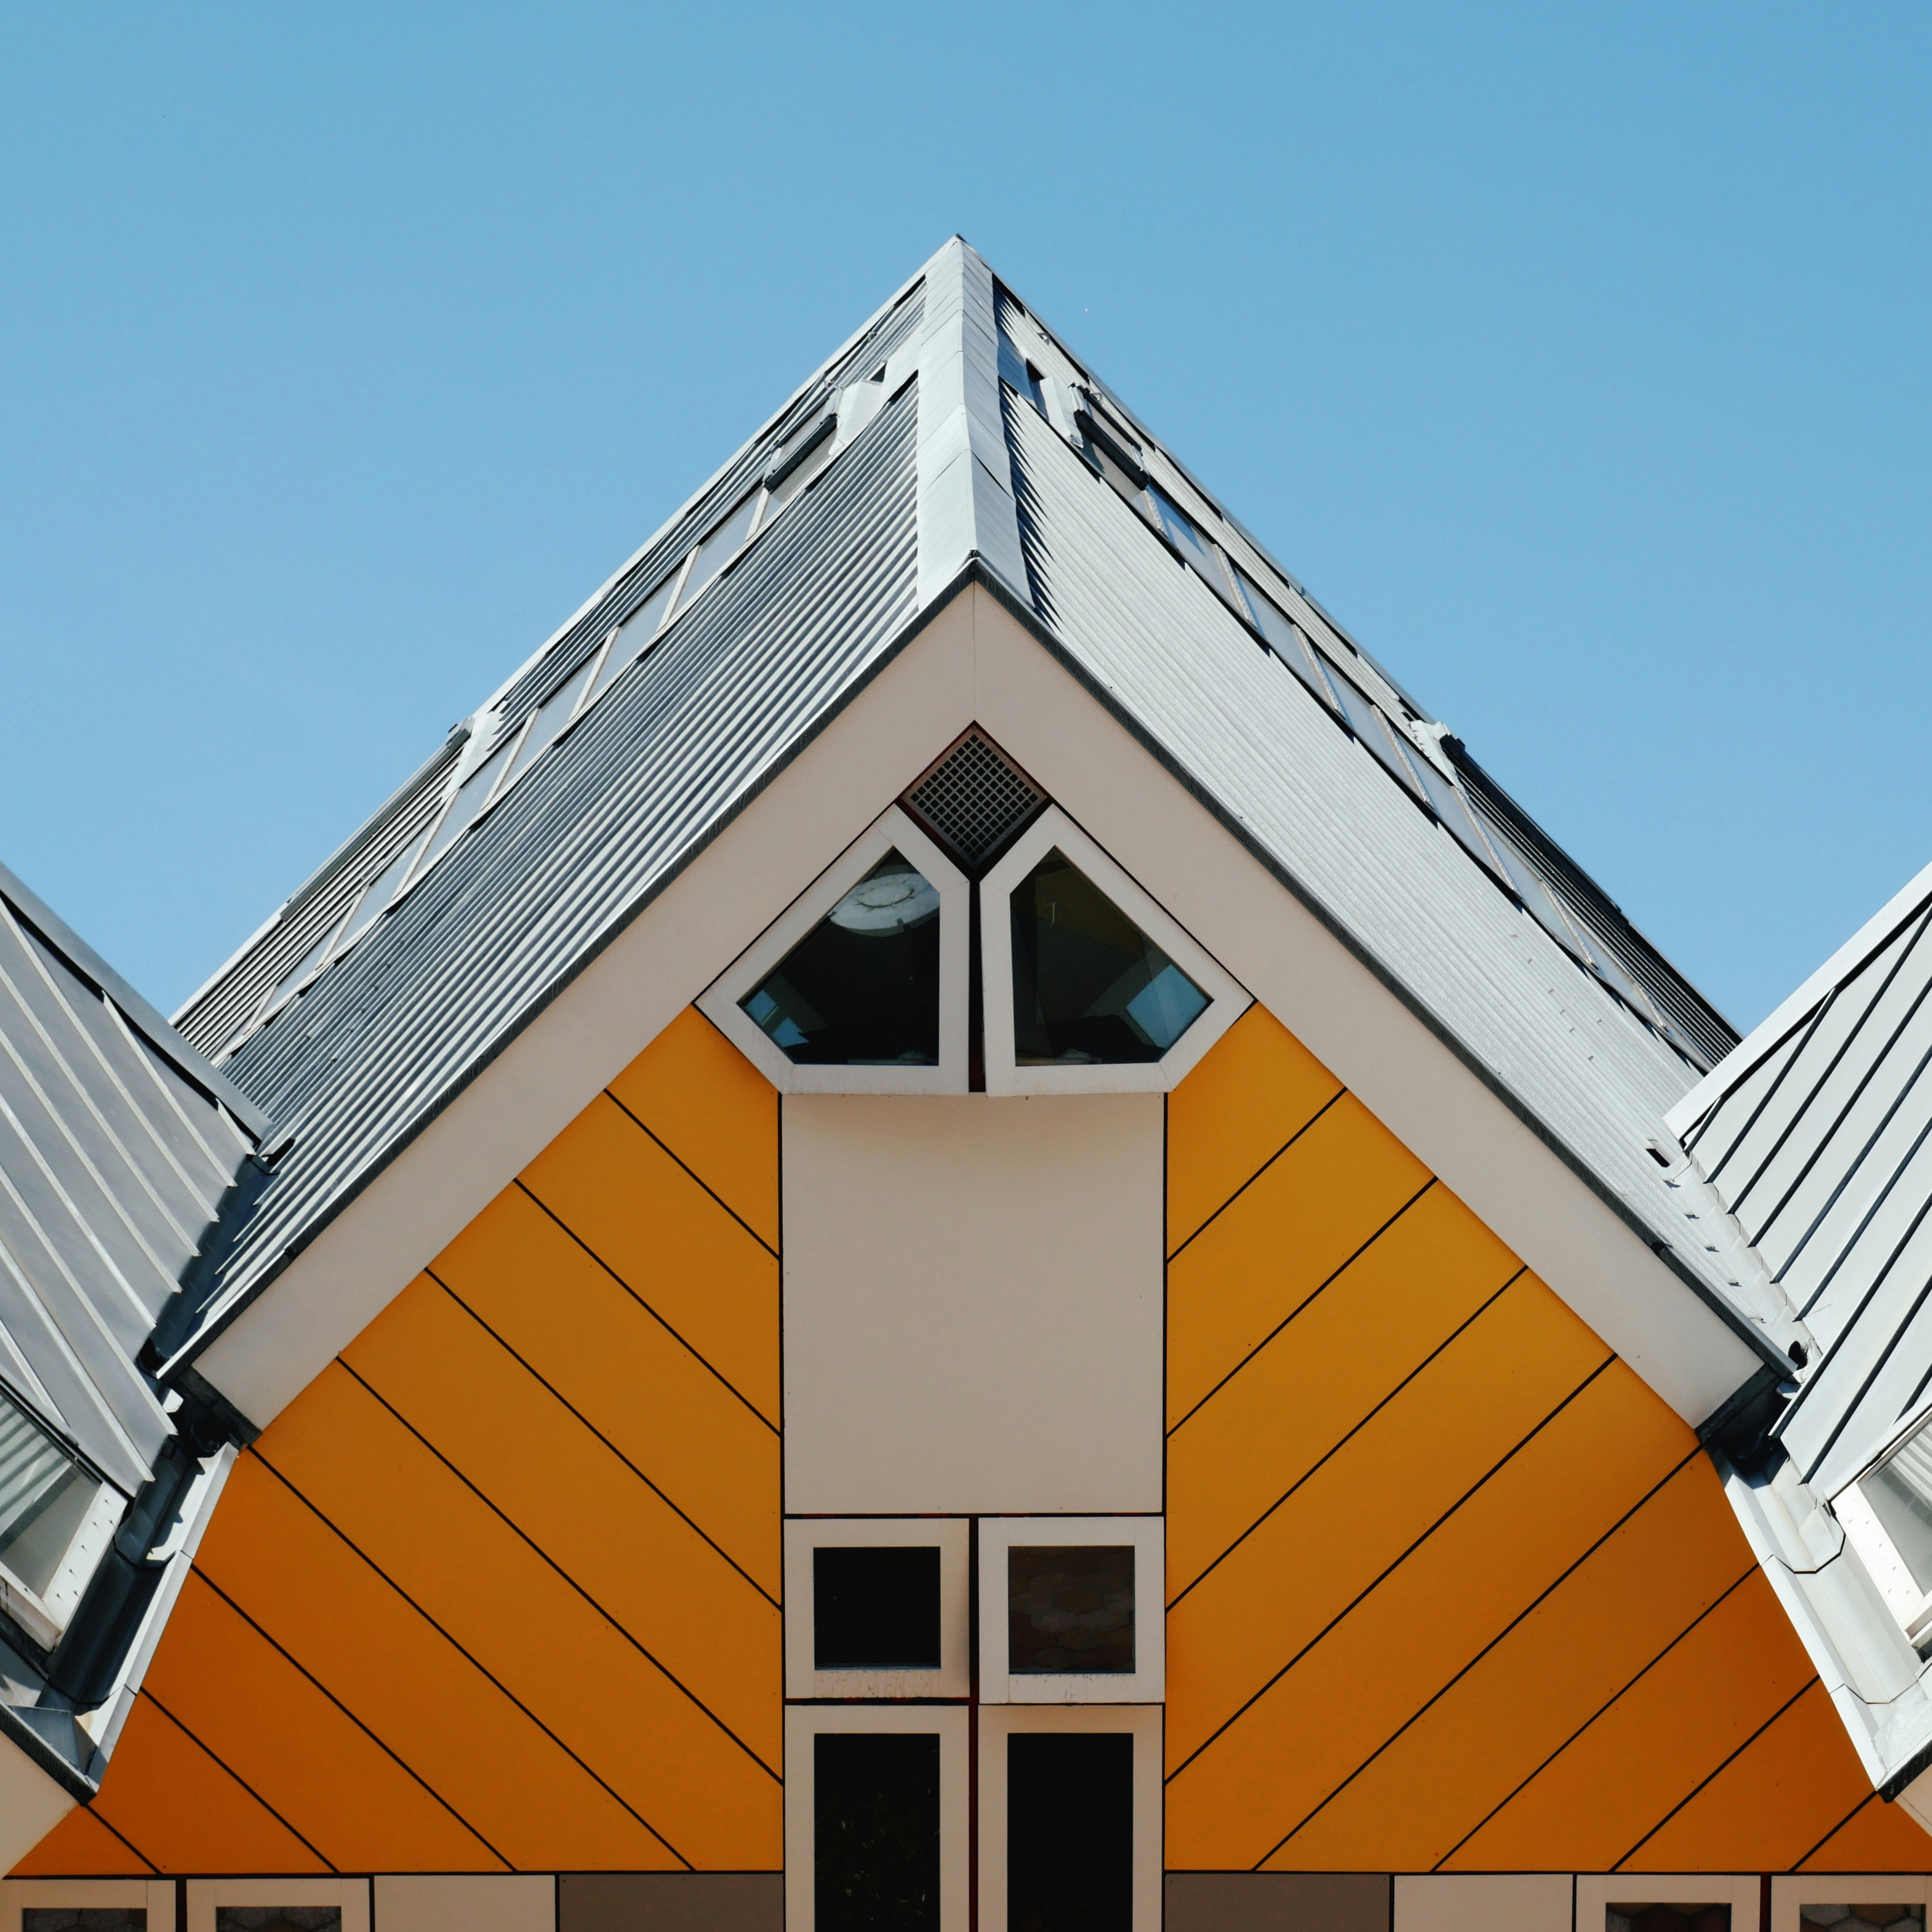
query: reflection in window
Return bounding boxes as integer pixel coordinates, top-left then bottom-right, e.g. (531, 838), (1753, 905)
(673, 492), (762, 617)
(1608, 1910), (1730, 1932)
(215, 1913), (343, 1932)
(815, 1546), (942, 1670)
(1151, 488), (1227, 593)
(24, 1915), (147, 1932)
(1011, 851), (1206, 1065)
(1008, 1733), (1131, 1932)
(816, 1733), (941, 1932)
(1863, 1421), (1932, 1594)
(0, 1397), (98, 1601)
(501, 652), (598, 791)
(742, 852), (941, 1065)
(1800, 1910), (1923, 1932)
(1009, 1546), (1133, 1674)
(412, 734), (517, 880)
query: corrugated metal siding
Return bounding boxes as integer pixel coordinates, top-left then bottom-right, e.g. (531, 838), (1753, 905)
(181, 380), (920, 1350)
(1001, 387), (1750, 1323)
(1674, 878), (1932, 1495)
(0, 879), (257, 1492)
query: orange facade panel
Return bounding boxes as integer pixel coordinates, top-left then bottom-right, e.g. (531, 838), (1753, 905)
(1164, 1005), (1932, 1874)
(18, 1009), (783, 1878)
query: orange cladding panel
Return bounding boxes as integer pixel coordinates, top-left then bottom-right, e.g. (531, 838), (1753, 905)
(605, 1005), (780, 1249)
(9, 1805), (154, 1876)
(140, 1570), (505, 1871)
(89, 1696), (328, 1875)
(1800, 1791), (1932, 1869)
(342, 1272), (780, 1762)
(255, 1360), (781, 1868)
(520, 1094), (779, 1421)
(46, 1003), (789, 1878)
(431, 1184), (780, 1594)
(192, 1451), (683, 1870)
(1167, 1095), (1434, 1429)
(1166, 1004), (1343, 1252)
(1167, 1275), (1612, 1771)
(1163, 1000), (1897, 1873)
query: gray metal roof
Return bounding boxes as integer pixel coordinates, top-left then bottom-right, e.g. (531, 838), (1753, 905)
(165, 237), (1783, 1385)
(1668, 859), (1932, 1497)
(0, 863), (260, 1495)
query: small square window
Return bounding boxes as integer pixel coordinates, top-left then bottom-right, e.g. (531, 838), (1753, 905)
(815, 1545), (942, 1670)
(1610, 1909), (1729, 1932)
(785, 1519), (970, 1698)
(5, 1886), (175, 1932)
(185, 1885), (366, 1932)
(1007, 1546), (1133, 1675)
(978, 1518), (1162, 1703)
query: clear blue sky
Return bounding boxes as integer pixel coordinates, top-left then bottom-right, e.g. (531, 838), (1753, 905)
(3, 4), (1926, 1031)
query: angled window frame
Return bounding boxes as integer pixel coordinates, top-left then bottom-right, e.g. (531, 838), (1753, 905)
(980, 808), (1249, 1097)
(785, 1702), (970, 1932)
(1833, 1423), (1932, 1647)
(784, 1517), (971, 1700)
(978, 1516), (1164, 1705)
(974, 1703), (1161, 1932)
(699, 806), (970, 1095)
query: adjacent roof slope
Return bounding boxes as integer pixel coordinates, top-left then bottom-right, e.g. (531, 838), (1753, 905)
(1670, 858), (1932, 1499)
(164, 237), (1787, 1386)
(0, 863), (262, 1495)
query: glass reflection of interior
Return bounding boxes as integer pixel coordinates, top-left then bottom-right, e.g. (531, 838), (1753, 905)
(0, 1398), (96, 1601)
(1007, 1732), (1132, 1932)
(816, 1732), (941, 1932)
(214, 1913), (343, 1932)
(1008, 1546), (1135, 1674)
(1799, 1909), (1923, 1932)
(1607, 1908), (1731, 1932)
(742, 851), (941, 1065)
(1010, 851), (1206, 1066)
(815, 1545), (942, 1670)
(1863, 1421), (1932, 1594)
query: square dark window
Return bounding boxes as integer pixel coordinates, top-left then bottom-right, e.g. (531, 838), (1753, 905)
(1609, 1909), (1732, 1932)
(1009, 1546), (1134, 1674)
(1008, 1732), (1132, 1932)
(815, 1545), (942, 1669)
(24, 1916), (148, 1932)
(816, 1731), (941, 1932)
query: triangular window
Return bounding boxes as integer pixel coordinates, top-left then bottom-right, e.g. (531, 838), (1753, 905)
(740, 851), (943, 1066)
(1010, 850), (1207, 1065)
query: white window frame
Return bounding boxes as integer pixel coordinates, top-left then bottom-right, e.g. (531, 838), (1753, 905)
(975, 1704), (1161, 1932)
(1833, 1404), (1932, 1649)
(1, 1880), (177, 1932)
(980, 806), (1249, 1097)
(1771, 1876), (1932, 1932)
(186, 1881), (370, 1932)
(785, 1704), (969, 1932)
(784, 1517), (971, 1700)
(1575, 1877), (1761, 1932)
(699, 806), (970, 1095)
(978, 1516), (1164, 1704)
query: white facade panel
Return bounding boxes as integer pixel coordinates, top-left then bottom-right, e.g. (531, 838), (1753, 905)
(782, 1090), (1163, 1515)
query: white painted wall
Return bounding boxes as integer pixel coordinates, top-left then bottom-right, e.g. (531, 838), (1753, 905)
(782, 1091), (1163, 1515)
(1395, 1876), (1573, 1932)
(0, 1746), (74, 1878)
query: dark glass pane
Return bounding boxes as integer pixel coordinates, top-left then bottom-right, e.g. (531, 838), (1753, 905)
(1009, 1547), (1134, 1674)
(215, 1914), (342, 1932)
(25, 1915), (147, 1932)
(1608, 1909), (1731, 1932)
(816, 1732), (941, 1932)
(1010, 851), (1206, 1065)
(742, 851), (941, 1065)
(815, 1545), (942, 1669)
(1007, 1733), (1132, 1932)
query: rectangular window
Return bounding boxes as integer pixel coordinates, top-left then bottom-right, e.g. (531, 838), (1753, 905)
(1007, 1733), (1132, 1932)
(815, 1732), (942, 1932)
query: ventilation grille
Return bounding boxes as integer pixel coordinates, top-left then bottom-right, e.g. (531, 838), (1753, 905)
(904, 732), (1044, 870)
